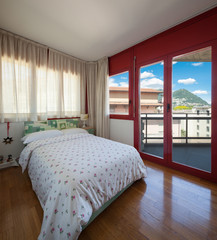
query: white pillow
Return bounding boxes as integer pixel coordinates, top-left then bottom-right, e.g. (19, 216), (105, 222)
(61, 128), (88, 135)
(21, 130), (63, 144)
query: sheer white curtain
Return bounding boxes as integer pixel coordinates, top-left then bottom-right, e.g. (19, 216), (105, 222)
(0, 30), (110, 138)
(0, 30), (47, 122)
(0, 30), (86, 122)
(47, 49), (86, 118)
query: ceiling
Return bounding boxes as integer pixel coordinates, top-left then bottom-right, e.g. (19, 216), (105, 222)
(0, 0), (217, 61)
(174, 47), (211, 62)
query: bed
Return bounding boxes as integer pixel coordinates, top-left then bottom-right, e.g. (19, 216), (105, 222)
(19, 120), (147, 240)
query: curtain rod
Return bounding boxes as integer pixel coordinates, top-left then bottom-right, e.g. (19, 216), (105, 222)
(0, 27), (97, 63)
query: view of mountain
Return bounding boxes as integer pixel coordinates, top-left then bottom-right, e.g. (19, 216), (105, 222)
(173, 89), (209, 106)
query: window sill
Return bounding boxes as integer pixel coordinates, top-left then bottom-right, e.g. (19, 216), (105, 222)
(110, 114), (134, 120)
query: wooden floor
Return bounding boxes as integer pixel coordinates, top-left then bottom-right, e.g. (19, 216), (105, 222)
(0, 161), (217, 240)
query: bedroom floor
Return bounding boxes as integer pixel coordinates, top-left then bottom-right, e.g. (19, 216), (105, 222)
(0, 161), (217, 240)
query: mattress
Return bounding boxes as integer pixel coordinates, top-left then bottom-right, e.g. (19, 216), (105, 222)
(19, 133), (147, 240)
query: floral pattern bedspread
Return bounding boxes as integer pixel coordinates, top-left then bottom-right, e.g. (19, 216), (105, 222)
(19, 133), (147, 240)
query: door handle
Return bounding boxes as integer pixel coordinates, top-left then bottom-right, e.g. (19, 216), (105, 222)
(167, 103), (170, 112)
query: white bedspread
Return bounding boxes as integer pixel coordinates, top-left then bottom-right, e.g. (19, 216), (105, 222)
(19, 133), (147, 240)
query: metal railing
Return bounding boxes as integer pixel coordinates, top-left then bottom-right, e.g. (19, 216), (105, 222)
(141, 113), (211, 144)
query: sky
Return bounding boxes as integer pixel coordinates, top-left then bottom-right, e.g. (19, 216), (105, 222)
(109, 71), (129, 87)
(172, 61), (211, 104)
(109, 60), (211, 104)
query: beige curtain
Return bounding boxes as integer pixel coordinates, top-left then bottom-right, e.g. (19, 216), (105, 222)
(96, 57), (110, 138)
(86, 57), (110, 139)
(47, 49), (86, 118)
(86, 62), (97, 129)
(0, 30), (110, 138)
(0, 30), (48, 122)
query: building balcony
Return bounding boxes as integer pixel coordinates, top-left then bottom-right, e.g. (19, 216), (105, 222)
(141, 113), (211, 172)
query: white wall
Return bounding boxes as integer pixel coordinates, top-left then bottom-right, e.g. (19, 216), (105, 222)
(110, 119), (134, 146)
(0, 122), (25, 160)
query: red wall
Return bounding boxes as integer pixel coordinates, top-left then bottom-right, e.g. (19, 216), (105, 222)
(109, 7), (217, 71)
(109, 7), (217, 182)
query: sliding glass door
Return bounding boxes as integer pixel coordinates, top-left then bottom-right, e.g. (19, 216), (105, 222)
(139, 61), (164, 158)
(172, 47), (212, 172)
(137, 45), (215, 180)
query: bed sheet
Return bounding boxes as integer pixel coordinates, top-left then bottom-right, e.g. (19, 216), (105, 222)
(19, 133), (147, 240)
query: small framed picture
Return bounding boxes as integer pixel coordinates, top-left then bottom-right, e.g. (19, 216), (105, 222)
(58, 122), (67, 130)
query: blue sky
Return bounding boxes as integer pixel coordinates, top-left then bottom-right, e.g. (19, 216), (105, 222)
(109, 71), (129, 87)
(109, 61), (211, 104)
(172, 61), (211, 104)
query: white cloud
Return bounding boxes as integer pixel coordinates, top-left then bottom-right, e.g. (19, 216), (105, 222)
(109, 78), (129, 87)
(141, 78), (163, 89)
(119, 82), (129, 87)
(192, 90), (208, 95)
(121, 76), (127, 80)
(178, 78), (196, 85)
(192, 62), (203, 66)
(140, 71), (154, 79)
(160, 61), (177, 65)
(109, 78), (118, 87)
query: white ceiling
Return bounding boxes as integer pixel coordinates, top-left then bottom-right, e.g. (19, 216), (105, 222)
(0, 0), (217, 61)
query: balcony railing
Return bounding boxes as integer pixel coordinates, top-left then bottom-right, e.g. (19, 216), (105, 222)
(141, 113), (211, 145)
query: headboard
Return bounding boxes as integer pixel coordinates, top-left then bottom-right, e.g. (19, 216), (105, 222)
(24, 119), (79, 135)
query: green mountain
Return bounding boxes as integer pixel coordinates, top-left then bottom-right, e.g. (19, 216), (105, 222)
(173, 89), (209, 106)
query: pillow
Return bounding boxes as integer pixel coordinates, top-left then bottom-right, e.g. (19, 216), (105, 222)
(21, 130), (63, 144)
(61, 128), (88, 135)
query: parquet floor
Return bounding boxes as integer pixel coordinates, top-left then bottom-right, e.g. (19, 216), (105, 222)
(0, 161), (217, 240)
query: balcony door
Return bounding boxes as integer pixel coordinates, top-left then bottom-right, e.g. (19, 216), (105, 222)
(139, 60), (165, 159)
(172, 47), (212, 172)
(137, 44), (216, 181)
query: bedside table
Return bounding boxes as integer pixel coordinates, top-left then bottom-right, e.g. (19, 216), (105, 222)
(0, 158), (19, 170)
(83, 127), (95, 135)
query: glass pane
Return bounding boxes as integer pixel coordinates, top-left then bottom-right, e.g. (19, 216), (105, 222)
(140, 61), (164, 158)
(172, 47), (211, 172)
(109, 72), (129, 114)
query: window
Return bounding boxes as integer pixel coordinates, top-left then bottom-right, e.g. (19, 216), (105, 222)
(2, 57), (30, 115)
(0, 28), (86, 123)
(40, 67), (81, 118)
(109, 71), (129, 115)
(207, 126), (210, 132)
(1, 56), (48, 121)
(1, 55), (81, 121)
(63, 71), (80, 116)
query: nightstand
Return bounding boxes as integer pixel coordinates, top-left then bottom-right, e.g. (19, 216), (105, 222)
(0, 158), (19, 170)
(83, 127), (95, 135)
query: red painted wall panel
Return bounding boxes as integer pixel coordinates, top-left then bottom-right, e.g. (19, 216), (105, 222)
(109, 7), (217, 182)
(109, 49), (132, 75)
(135, 13), (217, 64)
(109, 7), (217, 66)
